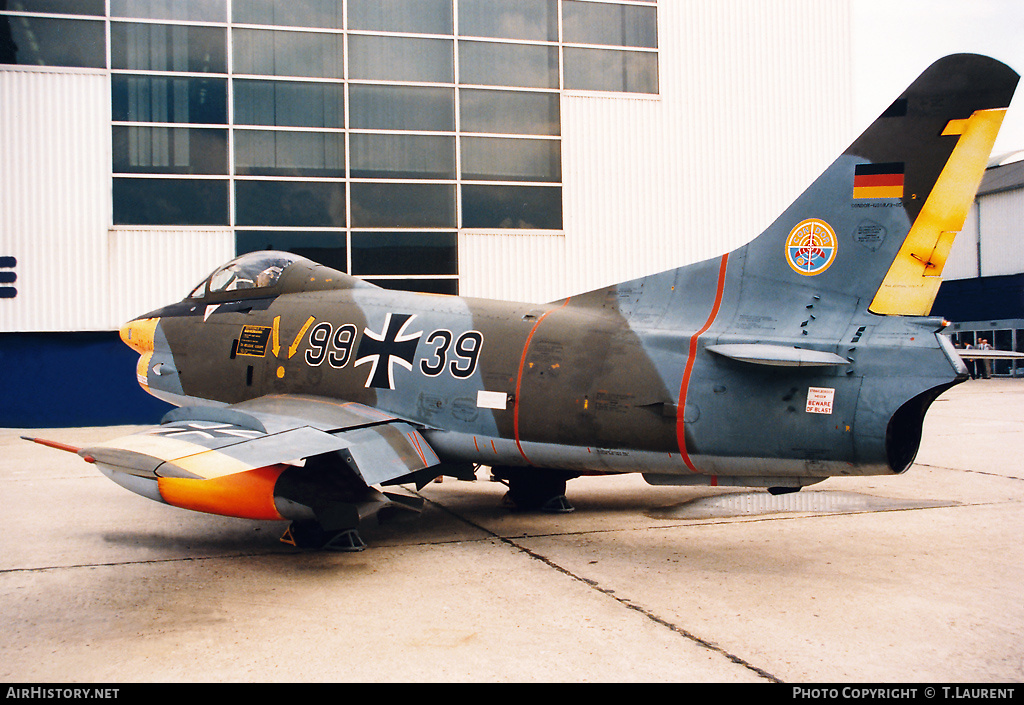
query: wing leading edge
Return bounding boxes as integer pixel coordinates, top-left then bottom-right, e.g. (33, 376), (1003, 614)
(70, 395), (441, 545)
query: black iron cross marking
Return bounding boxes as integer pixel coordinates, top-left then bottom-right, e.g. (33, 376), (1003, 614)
(354, 313), (423, 390)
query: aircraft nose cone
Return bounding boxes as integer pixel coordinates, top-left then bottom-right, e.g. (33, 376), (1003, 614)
(119, 317), (159, 355)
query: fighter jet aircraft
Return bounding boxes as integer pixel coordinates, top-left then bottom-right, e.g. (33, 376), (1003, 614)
(26, 54), (1020, 550)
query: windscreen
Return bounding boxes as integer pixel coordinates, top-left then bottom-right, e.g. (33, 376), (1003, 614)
(189, 252), (303, 299)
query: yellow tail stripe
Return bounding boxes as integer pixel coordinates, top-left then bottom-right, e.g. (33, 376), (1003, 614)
(870, 108), (1007, 315)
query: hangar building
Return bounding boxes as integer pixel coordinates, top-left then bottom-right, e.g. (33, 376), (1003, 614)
(932, 159), (1024, 376)
(1, 0), (863, 424)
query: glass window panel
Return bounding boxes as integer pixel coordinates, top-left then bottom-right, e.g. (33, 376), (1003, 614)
(350, 134), (455, 180)
(0, 16), (103, 68)
(563, 47), (658, 94)
(4, 1), (105, 15)
(111, 0), (226, 23)
(1015, 330), (1024, 378)
(111, 23), (226, 73)
(462, 137), (560, 182)
(235, 130), (345, 177)
(459, 41), (558, 89)
(234, 79), (344, 128)
(236, 231), (347, 273)
(365, 278), (458, 295)
(348, 0), (452, 35)
(351, 183), (455, 228)
(113, 177), (228, 225)
(349, 85), (455, 132)
(460, 89), (559, 135)
(991, 329), (1011, 376)
(233, 28), (344, 79)
(458, 0), (557, 41)
(113, 126), (227, 174)
(349, 35), (453, 84)
(236, 180), (346, 227)
(462, 185), (561, 229)
(352, 232), (457, 276)
(233, 0), (344, 29)
(111, 75), (227, 123)
(562, 1), (658, 48)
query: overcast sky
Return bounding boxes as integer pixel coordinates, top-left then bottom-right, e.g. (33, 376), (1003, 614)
(853, 0), (1024, 158)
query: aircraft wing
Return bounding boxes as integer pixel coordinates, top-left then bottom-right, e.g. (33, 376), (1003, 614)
(79, 394), (441, 487)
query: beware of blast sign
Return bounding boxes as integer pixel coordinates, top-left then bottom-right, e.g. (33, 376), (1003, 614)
(806, 387), (835, 414)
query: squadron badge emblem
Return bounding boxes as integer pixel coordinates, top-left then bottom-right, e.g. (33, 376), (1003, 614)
(785, 218), (838, 276)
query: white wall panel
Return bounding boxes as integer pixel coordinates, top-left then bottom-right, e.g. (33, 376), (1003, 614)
(0, 68), (111, 332)
(107, 228), (235, 324)
(978, 189), (1024, 277)
(461, 0), (854, 303)
(459, 231), (567, 304)
(942, 202), (980, 281)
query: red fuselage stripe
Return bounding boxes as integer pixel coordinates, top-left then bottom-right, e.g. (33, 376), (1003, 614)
(676, 254), (730, 472)
(513, 298), (571, 465)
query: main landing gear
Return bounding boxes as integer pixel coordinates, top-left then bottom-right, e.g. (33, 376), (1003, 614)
(492, 466), (578, 513)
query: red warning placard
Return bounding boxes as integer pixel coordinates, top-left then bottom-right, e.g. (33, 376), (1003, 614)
(806, 387), (835, 414)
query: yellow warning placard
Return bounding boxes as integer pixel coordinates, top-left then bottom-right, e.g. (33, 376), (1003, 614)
(237, 325), (272, 357)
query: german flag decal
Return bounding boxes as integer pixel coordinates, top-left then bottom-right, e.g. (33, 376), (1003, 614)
(853, 162), (904, 199)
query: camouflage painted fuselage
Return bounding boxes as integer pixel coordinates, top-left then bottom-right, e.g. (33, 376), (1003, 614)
(132, 245), (960, 487)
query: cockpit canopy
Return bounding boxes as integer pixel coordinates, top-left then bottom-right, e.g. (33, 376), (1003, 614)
(188, 251), (303, 299)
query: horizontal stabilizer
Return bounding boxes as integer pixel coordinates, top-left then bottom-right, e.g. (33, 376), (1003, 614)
(707, 343), (851, 367)
(955, 349), (1024, 360)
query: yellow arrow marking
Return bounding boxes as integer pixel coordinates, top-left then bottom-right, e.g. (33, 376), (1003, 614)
(288, 316), (316, 359)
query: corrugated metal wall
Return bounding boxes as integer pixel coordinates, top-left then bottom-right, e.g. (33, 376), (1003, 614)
(978, 189), (1024, 277)
(943, 202), (981, 280)
(942, 186), (1024, 282)
(107, 228), (234, 323)
(1, 68), (111, 332)
(460, 0), (855, 304)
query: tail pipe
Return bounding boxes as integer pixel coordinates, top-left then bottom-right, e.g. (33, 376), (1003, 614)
(885, 382), (958, 473)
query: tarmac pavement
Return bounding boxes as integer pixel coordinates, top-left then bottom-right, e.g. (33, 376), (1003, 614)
(1, 379), (1023, 683)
